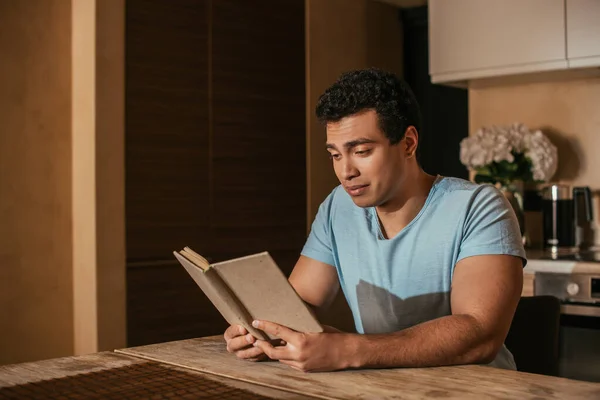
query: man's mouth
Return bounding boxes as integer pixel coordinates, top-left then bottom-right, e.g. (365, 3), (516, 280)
(345, 184), (369, 196)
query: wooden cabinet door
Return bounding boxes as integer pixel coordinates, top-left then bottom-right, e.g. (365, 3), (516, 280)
(125, 0), (215, 347)
(429, 0), (567, 83)
(211, 0), (306, 274)
(125, 0), (306, 347)
(567, 0), (600, 67)
(125, 0), (211, 261)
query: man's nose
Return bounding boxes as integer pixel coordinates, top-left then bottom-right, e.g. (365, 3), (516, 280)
(340, 158), (359, 181)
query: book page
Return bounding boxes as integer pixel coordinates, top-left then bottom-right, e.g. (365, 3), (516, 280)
(181, 247), (210, 271)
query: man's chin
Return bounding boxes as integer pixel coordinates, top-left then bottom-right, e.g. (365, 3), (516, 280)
(350, 196), (376, 208)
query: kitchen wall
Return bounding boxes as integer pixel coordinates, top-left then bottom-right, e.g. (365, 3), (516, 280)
(469, 75), (600, 247)
(305, 0), (404, 229)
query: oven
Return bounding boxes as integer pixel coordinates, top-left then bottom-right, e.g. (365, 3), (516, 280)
(535, 272), (600, 382)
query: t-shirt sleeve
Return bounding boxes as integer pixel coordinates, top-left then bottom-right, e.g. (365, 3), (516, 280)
(300, 189), (336, 267)
(457, 184), (527, 267)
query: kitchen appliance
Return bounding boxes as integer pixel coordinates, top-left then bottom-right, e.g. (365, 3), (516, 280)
(535, 272), (600, 318)
(541, 184), (593, 254)
(535, 272), (600, 382)
(537, 249), (600, 262)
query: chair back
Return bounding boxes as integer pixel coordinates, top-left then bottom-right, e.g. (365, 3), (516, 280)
(504, 295), (561, 376)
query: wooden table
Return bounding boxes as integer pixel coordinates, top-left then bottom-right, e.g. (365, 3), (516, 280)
(2, 335), (600, 399)
(0, 349), (314, 399)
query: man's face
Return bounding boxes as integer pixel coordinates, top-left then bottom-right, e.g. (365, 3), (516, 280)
(326, 110), (409, 208)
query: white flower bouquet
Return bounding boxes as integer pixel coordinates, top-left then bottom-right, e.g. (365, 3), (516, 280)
(459, 123), (558, 187)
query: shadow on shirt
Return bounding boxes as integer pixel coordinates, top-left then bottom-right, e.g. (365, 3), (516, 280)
(356, 279), (451, 334)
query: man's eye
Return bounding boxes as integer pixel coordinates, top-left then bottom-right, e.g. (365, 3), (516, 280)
(355, 149), (371, 156)
(329, 153), (341, 160)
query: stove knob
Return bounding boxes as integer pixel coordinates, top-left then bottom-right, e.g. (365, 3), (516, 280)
(566, 282), (580, 296)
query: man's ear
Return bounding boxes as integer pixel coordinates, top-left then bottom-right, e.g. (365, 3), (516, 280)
(403, 126), (419, 158)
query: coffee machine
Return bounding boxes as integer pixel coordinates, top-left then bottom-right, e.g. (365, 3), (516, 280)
(541, 184), (593, 255)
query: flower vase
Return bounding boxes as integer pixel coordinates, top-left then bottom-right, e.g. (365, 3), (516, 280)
(499, 181), (526, 246)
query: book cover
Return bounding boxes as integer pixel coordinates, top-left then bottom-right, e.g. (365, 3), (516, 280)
(173, 248), (323, 340)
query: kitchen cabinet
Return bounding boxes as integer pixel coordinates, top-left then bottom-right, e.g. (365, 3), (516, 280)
(566, 0), (600, 68)
(429, 0), (567, 84)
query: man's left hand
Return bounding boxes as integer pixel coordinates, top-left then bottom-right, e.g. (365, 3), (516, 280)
(251, 320), (355, 372)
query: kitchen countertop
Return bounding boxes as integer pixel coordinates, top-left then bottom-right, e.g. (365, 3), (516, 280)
(523, 249), (600, 275)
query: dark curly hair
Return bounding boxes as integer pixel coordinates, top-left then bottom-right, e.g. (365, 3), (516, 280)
(315, 68), (422, 161)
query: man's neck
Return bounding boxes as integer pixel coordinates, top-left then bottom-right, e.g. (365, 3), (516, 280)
(375, 170), (438, 240)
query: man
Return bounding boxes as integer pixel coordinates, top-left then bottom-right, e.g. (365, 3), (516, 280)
(224, 68), (526, 373)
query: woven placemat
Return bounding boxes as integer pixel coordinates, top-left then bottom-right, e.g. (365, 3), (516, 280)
(0, 361), (276, 399)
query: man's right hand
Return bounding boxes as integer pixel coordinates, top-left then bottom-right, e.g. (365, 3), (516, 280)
(223, 324), (268, 362)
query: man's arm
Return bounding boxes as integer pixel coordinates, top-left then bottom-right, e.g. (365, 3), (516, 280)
(349, 254), (523, 368)
(253, 254), (523, 372)
(288, 255), (340, 317)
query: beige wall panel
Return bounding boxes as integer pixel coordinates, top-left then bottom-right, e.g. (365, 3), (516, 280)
(94, 0), (126, 354)
(72, 0), (98, 357)
(72, 0), (126, 355)
(0, 0), (74, 364)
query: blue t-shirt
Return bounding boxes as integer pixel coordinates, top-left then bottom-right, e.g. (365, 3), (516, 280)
(301, 176), (527, 370)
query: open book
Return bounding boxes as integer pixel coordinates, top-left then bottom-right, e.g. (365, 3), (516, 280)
(173, 247), (323, 340)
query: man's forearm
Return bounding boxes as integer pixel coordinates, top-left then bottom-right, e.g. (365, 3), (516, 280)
(344, 314), (500, 369)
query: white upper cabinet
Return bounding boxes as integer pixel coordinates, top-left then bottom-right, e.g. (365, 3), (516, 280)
(429, 0), (568, 84)
(566, 0), (600, 68)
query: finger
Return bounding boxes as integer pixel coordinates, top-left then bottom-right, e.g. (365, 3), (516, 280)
(253, 339), (292, 361)
(223, 325), (236, 341)
(226, 333), (256, 353)
(224, 324), (247, 340)
(252, 320), (298, 342)
(246, 353), (268, 363)
(266, 338), (286, 347)
(235, 345), (265, 360)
